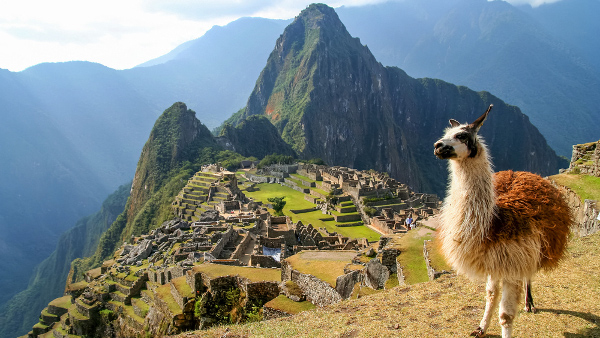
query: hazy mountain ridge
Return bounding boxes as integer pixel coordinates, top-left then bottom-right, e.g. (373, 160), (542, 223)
(0, 184), (129, 338)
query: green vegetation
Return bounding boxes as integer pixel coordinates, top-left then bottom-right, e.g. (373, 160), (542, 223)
(219, 115), (296, 159)
(395, 231), (432, 285)
(172, 276), (194, 298)
(285, 281), (304, 298)
(243, 182), (379, 242)
(155, 283), (182, 315)
(99, 309), (116, 321)
(551, 173), (600, 202)
(363, 206), (377, 217)
(195, 287), (245, 325)
(264, 295), (316, 314)
(49, 296), (73, 310)
(425, 239), (451, 272)
(385, 273), (399, 289)
(267, 196), (287, 216)
(257, 153), (295, 168)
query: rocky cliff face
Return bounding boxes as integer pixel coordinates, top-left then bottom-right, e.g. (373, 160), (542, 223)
(218, 115), (296, 159)
(237, 3), (567, 195)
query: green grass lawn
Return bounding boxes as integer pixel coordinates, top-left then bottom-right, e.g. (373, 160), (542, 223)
(264, 295), (316, 314)
(394, 230), (433, 285)
(49, 296), (73, 310)
(290, 173), (317, 183)
(551, 173), (600, 202)
(244, 183), (379, 242)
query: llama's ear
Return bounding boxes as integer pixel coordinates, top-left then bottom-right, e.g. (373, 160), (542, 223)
(449, 119), (461, 127)
(469, 104), (493, 132)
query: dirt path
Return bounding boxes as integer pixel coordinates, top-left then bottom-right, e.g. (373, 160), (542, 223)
(416, 215), (439, 237)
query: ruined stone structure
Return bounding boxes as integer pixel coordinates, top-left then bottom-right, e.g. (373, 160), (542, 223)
(172, 168), (247, 222)
(556, 140), (600, 237)
(567, 140), (600, 177)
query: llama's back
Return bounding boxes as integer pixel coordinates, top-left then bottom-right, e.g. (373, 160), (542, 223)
(493, 170), (572, 270)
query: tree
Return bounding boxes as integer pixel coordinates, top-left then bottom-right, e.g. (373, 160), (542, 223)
(267, 196), (286, 215)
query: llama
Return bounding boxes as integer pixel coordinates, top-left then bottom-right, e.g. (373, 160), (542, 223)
(433, 104), (572, 338)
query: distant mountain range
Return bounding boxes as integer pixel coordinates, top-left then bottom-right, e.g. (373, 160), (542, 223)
(0, 0), (596, 336)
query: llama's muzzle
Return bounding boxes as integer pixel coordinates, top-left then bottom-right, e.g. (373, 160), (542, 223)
(434, 142), (455, 159)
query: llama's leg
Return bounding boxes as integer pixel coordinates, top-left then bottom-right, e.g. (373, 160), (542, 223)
(498, 279), (522, 338)
(471, 275), (500, 337)
(523, 279), (537, 313)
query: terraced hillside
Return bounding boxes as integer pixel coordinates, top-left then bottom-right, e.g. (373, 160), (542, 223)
(172, 171), (240, 222)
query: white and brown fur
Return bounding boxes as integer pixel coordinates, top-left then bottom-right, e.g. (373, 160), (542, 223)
(434, 105), (572, 338)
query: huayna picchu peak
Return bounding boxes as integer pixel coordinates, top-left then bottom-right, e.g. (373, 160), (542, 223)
(230, 3), (566, 196)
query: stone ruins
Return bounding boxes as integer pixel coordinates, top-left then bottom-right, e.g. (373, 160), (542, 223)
(26, 162), (442, 338)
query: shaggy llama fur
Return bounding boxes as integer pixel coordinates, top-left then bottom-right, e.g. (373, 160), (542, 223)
(434, 105), (572, 338)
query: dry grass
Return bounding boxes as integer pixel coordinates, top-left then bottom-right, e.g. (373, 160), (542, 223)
(174, 232), (600, 338)
(191, 263), (281, 283)
(285, 251), (357, 287)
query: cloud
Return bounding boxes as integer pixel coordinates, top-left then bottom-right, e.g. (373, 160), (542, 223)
(495, 0), (564, 7)
(0, 0), (569, 72)
(143, 0), (390, 21)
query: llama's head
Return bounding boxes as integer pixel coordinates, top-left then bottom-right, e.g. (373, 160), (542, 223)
(434, 104), (493, 160)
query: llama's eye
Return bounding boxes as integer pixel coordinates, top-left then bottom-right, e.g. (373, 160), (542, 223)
(456, 134), (467, 140)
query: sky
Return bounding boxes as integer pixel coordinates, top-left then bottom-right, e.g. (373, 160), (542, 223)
(0, 0), (563, 72)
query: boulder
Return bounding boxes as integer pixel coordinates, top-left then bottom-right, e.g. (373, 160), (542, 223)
(364, 258), (389, 290)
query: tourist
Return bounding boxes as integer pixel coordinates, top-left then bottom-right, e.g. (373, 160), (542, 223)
(405, 214), (413, 230)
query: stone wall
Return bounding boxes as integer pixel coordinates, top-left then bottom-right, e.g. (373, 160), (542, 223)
(553, 182), (600, 237)
(231, 233), (253, 260)
(209, 226), (235, 258)
(281, 260), (342, 307)
(246, 281), (280, 308)
(423, 240), (449, 281)
(262, 306), (292, 320)
(370, 217), (395, 235)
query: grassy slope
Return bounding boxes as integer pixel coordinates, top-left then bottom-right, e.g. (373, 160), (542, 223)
(243, 182), (380, 242)
(551, 173), (600, 202)
(178, 232), (600, 337)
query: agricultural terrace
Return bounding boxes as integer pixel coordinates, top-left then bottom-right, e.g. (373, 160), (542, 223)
(241, 180), (380, 242)
(285, 251), (357, 287)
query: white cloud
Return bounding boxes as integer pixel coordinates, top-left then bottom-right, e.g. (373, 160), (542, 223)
(0, 0), (565, 72)
(500, 0), (564, 7)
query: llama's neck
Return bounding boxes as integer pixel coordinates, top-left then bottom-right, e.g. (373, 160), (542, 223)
(442, 147), (495, 241)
